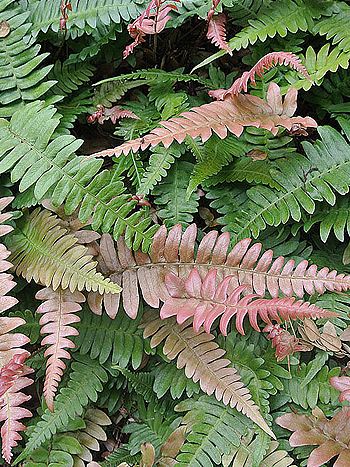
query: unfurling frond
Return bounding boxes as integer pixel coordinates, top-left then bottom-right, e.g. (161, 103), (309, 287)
(100, 223), (350, 318)
(8, 209), (122, 295)
(141, 312), (275, 438)
(207, 14), (232, 54)
(0, 353), (33, 464)
(160, 268), (335, 335)
(35, 287), (85, 411)
(209, 52), (310, 100)
(91, 83), (316, 158)
(276, 407), (350, 467)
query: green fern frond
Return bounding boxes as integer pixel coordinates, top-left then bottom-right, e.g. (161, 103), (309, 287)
(223, 0), (266, 26)
(0, 101), (158, 251)
(207, 157), (281, 189)
(0, 0), (55, 117)
(48, 60), (95, 98)
(138, 145), (182, 195)
(113, 151), (145, 189)
(314, 3), (350, 54)
(94, 80), (148, 107)
(152, 363), (200, 400)
(7, 209), (122, 294)
(95, 68), (210, 88)
(153, 160), (199, 227)
(55, 89), (93, 135)
(175, 396), (253, 467)
(15, 354), (108, 464)
(282, 359), (341, 410)
(75, 310), (144, 368)
(220, 122), (350, 241)
(24, 0), (148, 40)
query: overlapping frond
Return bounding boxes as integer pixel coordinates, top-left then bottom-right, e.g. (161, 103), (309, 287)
(91, 83), (316, 158)
(35, 287), (85, 411)
(8, 209), (122, 294)
(207, 13), (231, 54)
(141, 312), (275, 438)
(160, 268), (336, 335)
(93, 223), (350, 318)
(0, 101), (157, 251)
(0, 0), (55, 117)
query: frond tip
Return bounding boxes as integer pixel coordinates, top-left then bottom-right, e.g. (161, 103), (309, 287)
(91, 83), (316, 158)
(160, 268), (336, 335)
(207, 13), (232, 54)
(209, 52), (311, 100)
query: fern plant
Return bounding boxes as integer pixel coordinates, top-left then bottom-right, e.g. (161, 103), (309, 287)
(0, 1), (350, 465)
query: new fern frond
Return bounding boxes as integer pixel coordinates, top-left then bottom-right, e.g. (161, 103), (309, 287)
(35, 287), (85, 411)
(161, 268), (336, 335)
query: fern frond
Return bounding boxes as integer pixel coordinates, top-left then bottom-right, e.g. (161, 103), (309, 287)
(0, 101), (158, 251)
(105, 223), (350, 318)
(175, 396), (254, 467)
(75, 306), (144, 368)
(139, 144), (182, 195)
(8, 209), (122, 294)
(48, 60), (95, 98)
(35, 287), (85, 411)
(153, 362), (200, 400)
(141, 312), (275, 438)
(94, 80), (148, 107)
(161, 268), (335, 335)
(153, 160), (199, 227)
(314, 3), (350, 55)
(0, 0), (55, 117)
(0, 353), (33, 464)
(16, 354), (108, 463)
(91, 83), (316, 158)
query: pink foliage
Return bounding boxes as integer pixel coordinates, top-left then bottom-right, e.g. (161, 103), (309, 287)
(207, 0), (221, 21)
(88, 105), (139, 125)
(160, 268), (335, 335)
(123, 0), (179, 58)
(209, 52), (311, 100)
(330, 376), (350, 403)
(0, 353), (33, 464)
(207, 13), (232, 54)
(36, 287), (85, 411)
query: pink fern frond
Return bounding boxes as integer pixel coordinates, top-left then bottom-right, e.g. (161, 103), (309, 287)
(90, 83), (316, 158)
(207, 13), (232, 54)
(209, 52), (311, 100)
(160, 268), (336, 335)
(0, 353), (33, 464)
(36, 287), (85, 411)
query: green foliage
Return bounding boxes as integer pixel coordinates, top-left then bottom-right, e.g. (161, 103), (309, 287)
(0, 0), (55, 117)
(17, 354), (108, 462)
(153, 160), (199, 227)
(75, 309), (144, 368)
